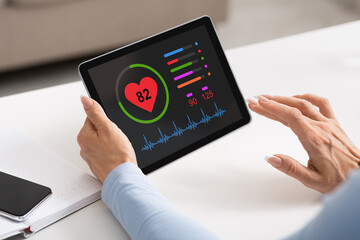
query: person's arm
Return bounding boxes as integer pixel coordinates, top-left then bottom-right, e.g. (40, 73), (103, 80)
(285, 168), (360, 240)
(77, 94), (360, 240)
(102, 162), (218, 240)
(77, 96), (218, 240)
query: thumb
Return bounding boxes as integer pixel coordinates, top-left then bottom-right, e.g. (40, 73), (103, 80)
(81, 96), (109, 128)
(266, 154), (316, 186)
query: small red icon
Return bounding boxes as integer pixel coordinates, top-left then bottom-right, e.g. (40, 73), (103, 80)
(124, 77), (158, 112)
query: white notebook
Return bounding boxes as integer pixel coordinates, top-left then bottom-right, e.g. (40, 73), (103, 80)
(0, 128), (102, 239)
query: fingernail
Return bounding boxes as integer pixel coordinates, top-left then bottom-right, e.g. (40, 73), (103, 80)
(81, 95), (93, 110)
(247, 98), (258, 105)
(257, 95), (269, 102)
(265, 155), (282, 168)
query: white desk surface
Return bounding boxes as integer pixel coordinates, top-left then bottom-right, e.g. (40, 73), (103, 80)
(2, 21), (360, 240)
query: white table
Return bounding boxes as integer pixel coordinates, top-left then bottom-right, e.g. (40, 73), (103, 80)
(3, 21), (360, 240)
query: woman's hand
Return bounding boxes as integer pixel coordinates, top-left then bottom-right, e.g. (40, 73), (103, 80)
(77, 96), (137, 183)
(248, 94), (360, 193)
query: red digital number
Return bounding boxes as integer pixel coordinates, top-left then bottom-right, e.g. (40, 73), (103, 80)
(202, 90), (214, 100)
(188, 97), (198, 106)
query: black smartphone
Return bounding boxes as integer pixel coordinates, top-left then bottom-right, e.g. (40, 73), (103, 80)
(0, 171), (52, 221)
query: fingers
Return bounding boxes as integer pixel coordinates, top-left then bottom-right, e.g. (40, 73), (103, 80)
(81, 96), (109, 129)
(267, 154), (320, 187)
(256, 95), (311, 138)
(293, 94), (335, 119)
(247, 99), (288, 126)
(270, 95), (326, 121)
(81, 118), (97, 135)
(78, 118), (96, 146)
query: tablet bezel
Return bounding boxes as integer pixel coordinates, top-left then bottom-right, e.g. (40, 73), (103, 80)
(79, 16), (251, 174)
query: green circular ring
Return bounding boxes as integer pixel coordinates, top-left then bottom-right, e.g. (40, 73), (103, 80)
(118, 64), (169, 124)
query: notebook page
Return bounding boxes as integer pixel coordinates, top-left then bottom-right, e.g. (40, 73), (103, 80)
(0, 127), (102, 232)
(0, 220), (26, 239)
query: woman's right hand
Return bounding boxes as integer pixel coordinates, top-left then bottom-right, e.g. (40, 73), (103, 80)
(248, 94), (360, 193)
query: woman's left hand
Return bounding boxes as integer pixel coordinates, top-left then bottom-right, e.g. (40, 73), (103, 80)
(248, 94), (360, 193)
(77, 96), (137, 183)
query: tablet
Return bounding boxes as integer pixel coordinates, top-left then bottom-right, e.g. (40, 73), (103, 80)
(79, 16), (250, 174)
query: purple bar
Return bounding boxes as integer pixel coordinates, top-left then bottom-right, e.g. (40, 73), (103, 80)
(186, 93), (193, 98)
(202, 86), (208, 91)
(174, 70), (193, 81)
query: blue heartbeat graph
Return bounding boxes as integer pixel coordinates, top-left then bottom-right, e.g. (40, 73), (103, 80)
(141, 102), (227, 151)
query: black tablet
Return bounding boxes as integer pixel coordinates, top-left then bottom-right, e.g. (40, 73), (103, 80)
(79, 16), (250, 174)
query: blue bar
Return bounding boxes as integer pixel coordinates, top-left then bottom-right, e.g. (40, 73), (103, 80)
(164, 48), (183, 58)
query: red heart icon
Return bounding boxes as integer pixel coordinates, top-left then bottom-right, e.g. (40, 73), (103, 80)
(124, 77), (158, 112)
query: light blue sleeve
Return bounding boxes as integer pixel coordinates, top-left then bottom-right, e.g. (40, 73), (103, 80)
(102, 162), (360, 240)
(286, 169), (360, 240)
(101, 162), (219, 240)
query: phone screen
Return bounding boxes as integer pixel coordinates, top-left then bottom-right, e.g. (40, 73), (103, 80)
(0, 171), (52, 221)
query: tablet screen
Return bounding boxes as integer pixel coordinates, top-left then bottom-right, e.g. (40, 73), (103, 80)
(80, 17), (250, 173)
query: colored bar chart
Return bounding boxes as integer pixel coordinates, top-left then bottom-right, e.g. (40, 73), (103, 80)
(164, 42), (209, 96)
(174, 67), (201, 81)
(174, 71), (193, 81)
(170, 59), (199, 73)
(171, 62), (192, 73)
(167, 59), (178, 65)
(177, 75), (204, 89)
(164, 44), (192, 58)
(164, 48), (183, 58)
(167, 52), (196, 65)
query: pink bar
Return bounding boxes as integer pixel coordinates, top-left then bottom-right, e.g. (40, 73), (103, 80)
(174, 70), (193, 81)
(186, 93), (193, 98)
(202, 86), (208, 91)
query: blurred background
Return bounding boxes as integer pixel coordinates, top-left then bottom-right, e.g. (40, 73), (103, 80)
(0, 0), (359, 97)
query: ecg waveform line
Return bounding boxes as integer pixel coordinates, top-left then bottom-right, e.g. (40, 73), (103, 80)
(141, 102), (227, 151)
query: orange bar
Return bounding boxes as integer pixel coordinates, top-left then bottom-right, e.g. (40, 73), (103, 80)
(177, 76), (202, 89)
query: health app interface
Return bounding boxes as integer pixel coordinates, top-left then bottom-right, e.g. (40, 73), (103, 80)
(88, 25), (243, 169)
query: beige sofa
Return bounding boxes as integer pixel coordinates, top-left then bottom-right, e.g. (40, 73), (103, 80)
(0, 0), (227, 72)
